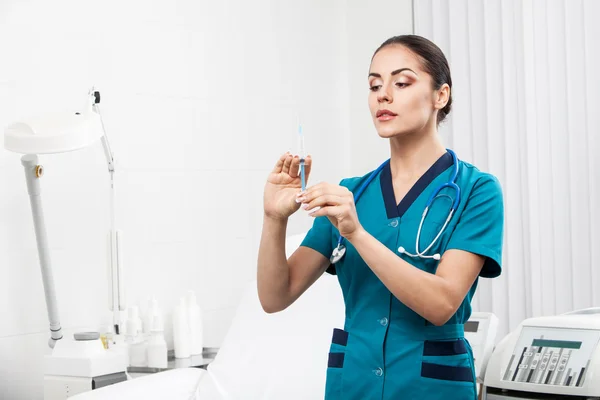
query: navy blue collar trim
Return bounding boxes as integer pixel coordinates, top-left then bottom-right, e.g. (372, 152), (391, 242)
(380, 152), (453, 219)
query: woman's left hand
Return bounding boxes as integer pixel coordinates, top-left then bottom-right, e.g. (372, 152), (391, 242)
(296, 182), (363, 240)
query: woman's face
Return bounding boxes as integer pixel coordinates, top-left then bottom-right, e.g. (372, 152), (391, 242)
(368, 45), (445, 139)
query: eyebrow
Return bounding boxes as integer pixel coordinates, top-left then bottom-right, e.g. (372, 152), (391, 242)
(368, 68), (417, 78)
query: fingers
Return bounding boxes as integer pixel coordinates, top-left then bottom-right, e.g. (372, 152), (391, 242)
(298, 182), (352, 202)
(272, 152), (289, 174)
(296, 182), (354, 221)
(291, 154), (311, 180)
(307, 204), (342, 218)
(301, 194), (346, 212)
(282, 153), (293, 175)
(272, 152), (312, 180)
(289, 155), (300, 178)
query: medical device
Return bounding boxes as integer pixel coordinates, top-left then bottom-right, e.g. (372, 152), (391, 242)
(298, 122), (306, 192)
(44, 332), (128, 399)
(330, 149), (460, 264)
(483, 308), (600, 399)
(4, 88), (128, 398)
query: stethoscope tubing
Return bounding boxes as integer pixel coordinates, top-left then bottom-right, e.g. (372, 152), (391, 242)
(331, 149), (460, 264)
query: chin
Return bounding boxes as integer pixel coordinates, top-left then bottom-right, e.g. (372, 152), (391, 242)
(375, 124), (407, 139)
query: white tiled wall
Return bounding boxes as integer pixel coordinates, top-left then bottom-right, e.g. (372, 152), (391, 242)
(0, 0), (411, 398)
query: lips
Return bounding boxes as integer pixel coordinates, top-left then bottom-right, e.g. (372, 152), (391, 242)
(376, 109), (397, 117)
(376, 109), (397, 121)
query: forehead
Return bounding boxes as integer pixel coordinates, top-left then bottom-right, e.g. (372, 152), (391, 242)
(369, 45), (424, 76)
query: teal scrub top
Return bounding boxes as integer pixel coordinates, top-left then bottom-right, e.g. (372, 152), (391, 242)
(300, 151), (504, 400)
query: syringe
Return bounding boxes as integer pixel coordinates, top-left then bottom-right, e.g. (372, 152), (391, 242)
(298, 123), (306, 192)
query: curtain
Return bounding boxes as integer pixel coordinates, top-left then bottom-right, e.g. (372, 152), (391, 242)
(414, 0), (600, 340)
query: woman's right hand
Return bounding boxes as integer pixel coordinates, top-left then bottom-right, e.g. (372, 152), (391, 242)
(264, 152), (312, 221)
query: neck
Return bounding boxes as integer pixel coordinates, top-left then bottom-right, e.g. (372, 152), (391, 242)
(388, 126), (446, 181)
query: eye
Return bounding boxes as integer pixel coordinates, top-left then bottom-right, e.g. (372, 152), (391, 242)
(369, 85), (381, 92)
(396, 82), (409, 88)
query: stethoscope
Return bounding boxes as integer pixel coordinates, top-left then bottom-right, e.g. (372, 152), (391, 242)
(329, 149), (461, 264)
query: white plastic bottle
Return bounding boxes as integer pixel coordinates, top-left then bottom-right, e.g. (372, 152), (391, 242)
(186, 291), (204, 355)
(172, 297), (191, 358)
(143, 297), (160, 337)
(126, 305), (142, 336)
(147, 314), (168, 368)
(142, 298), (154, 334)
(126, 318), (147, 367)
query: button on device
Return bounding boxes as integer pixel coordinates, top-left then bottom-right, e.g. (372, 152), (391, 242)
(374, 367), (383, 377)
(380, 317), (388, 326)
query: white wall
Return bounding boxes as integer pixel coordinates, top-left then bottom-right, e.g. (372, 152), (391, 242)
(345, 0), (414, 177)
(0, 0), (365, 398)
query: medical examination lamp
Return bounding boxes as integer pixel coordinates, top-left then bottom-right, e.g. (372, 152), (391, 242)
(3, 88), (125, 348)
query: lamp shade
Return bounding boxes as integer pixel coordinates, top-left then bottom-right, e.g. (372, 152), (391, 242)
(4, 109), (103, 154)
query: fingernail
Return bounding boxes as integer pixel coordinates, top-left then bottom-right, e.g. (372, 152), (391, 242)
(307, 206), (320, 214)
(295, 197), (303, 203)
(302, 203), (309, 210)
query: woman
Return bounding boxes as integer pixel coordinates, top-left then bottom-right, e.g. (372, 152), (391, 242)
(257, 35), (504, 400)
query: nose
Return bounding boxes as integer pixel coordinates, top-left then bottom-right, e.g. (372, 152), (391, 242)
(377, 85), (392, 103)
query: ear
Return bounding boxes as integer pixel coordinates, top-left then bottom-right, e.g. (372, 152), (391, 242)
(434, 83), (450, 110)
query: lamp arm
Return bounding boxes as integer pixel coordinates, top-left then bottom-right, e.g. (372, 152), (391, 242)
(90, 89), (125, 334)
(89, 89), (115, 174)
(101, 136), (115, 173)
(21, 155), (63, 348)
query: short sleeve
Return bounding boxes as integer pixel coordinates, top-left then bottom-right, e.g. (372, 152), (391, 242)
(446, 175), (504, 278)
(300, 215), (334, 261)
(300, 177), (359, 275)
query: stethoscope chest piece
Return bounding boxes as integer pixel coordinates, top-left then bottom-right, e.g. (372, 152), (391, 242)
(330, 243), (346, 264)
